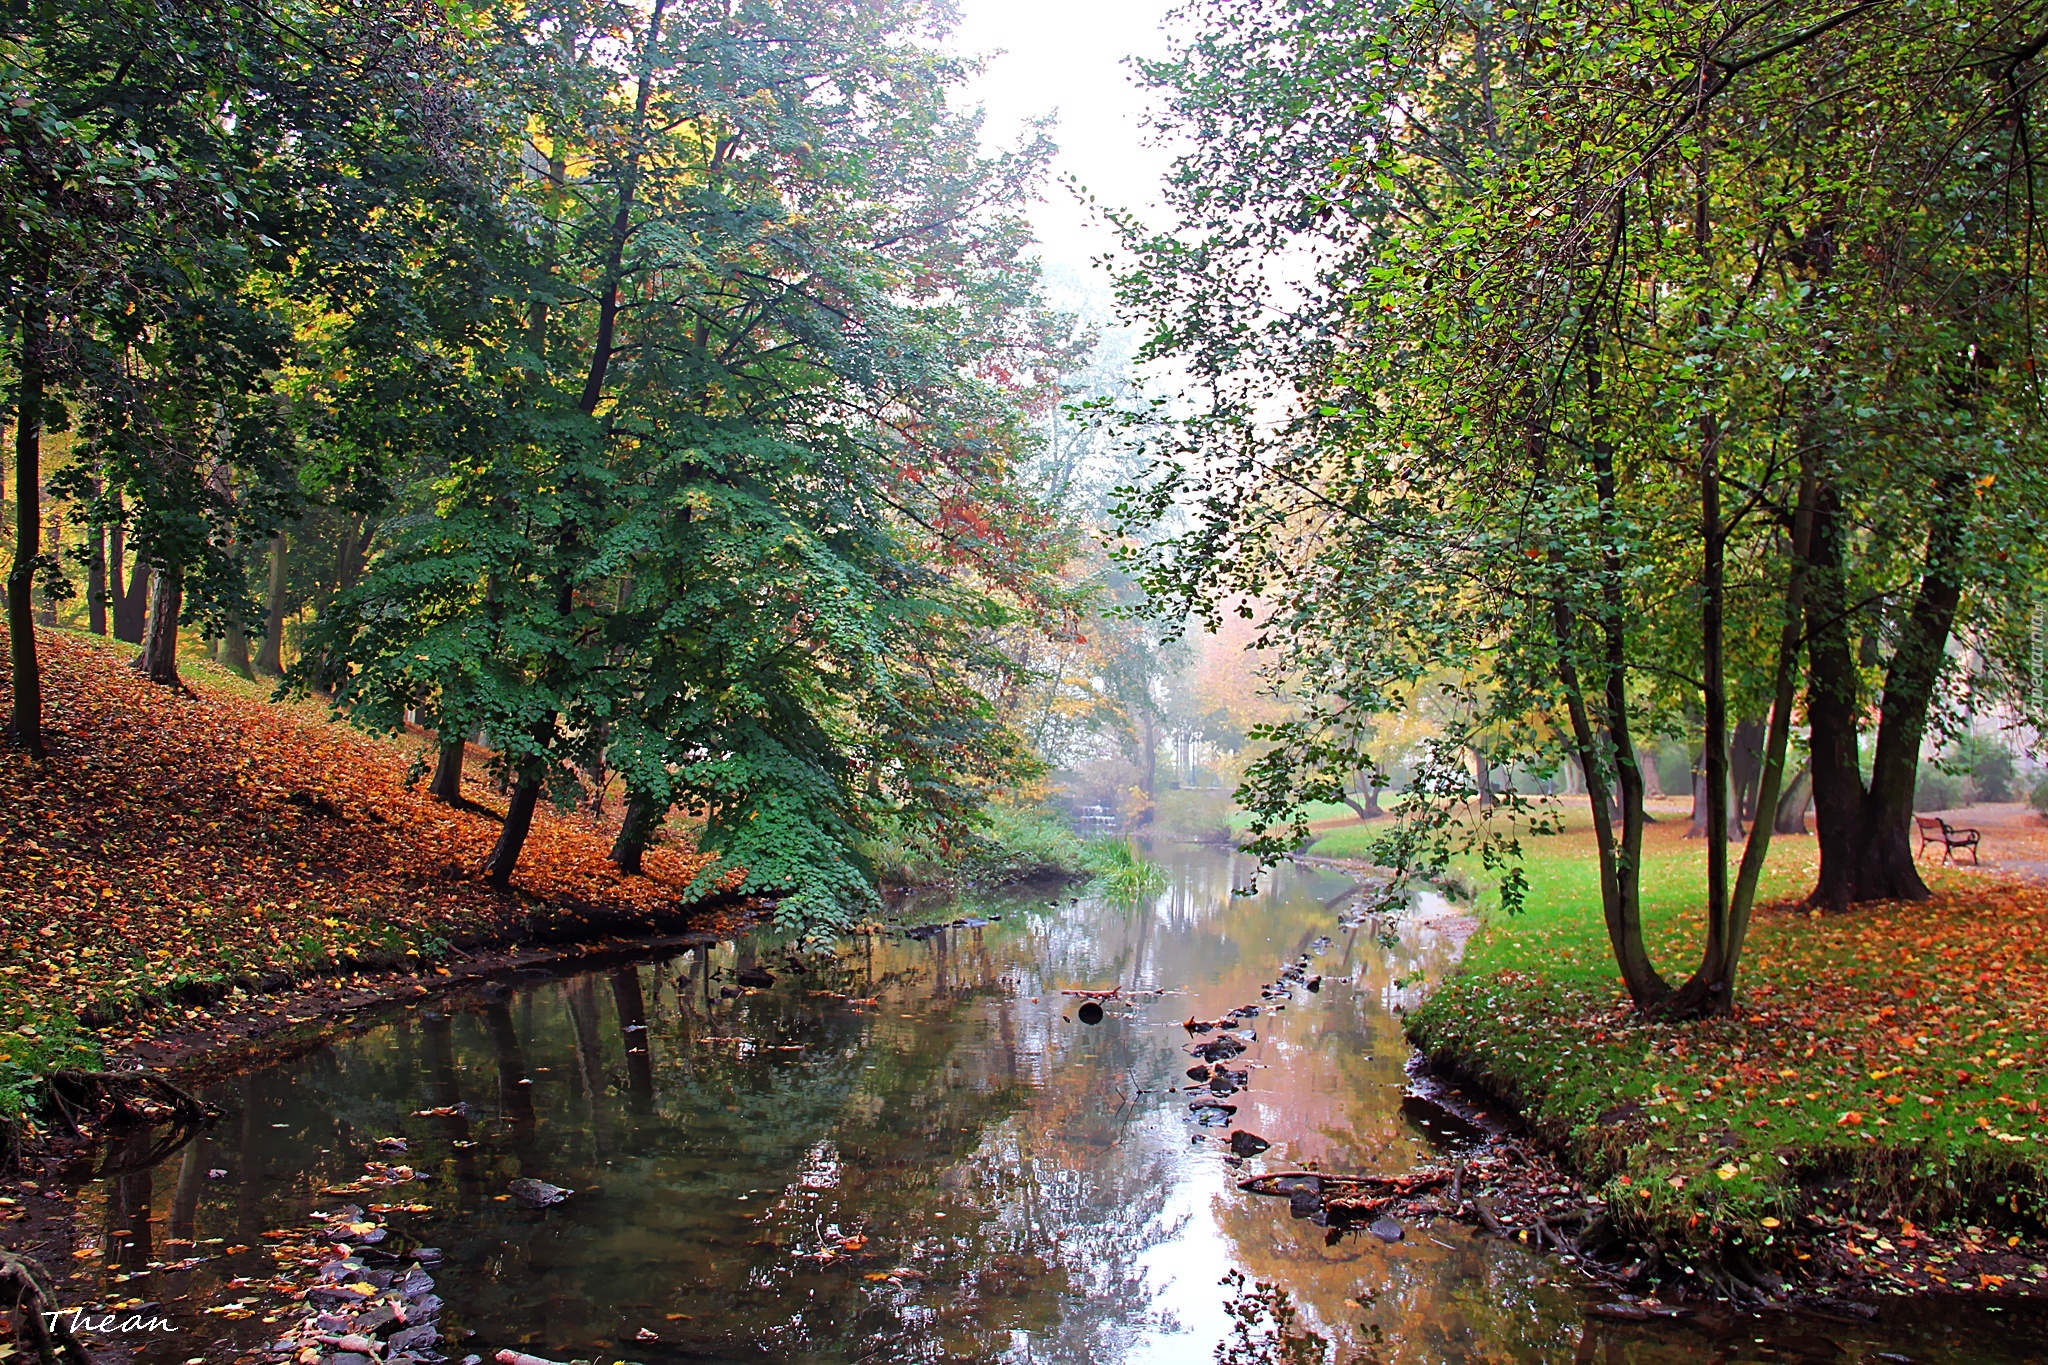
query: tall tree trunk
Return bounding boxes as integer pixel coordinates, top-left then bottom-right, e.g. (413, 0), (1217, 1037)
(1853, 471), (1968, 900)
(1341, 773), (1384, 821)
(1691, 147), (1735, 1001)
(8, 289), (47, 756)
(138, 565), (183, 687)
(1667, 475), (1816, 1017)
(111, 520), (150, 644)
(1805, 472), (1963, 907)
(34, 507), (58, 626)
(87, 502), (108, 637)
(1469, 746), (1496, 807)
(609, 792), (662, 874)
(255, 533), (287, 676)
(1774, 763), (1812, 835)
(1540, 427), (1667, 1007)
(216, 606), (251, 678)
(1685, 764), (1742, 840)
(430, 736), (466, 805)
(474, 0), (673, 893)
(1730, 716), (1766, 823)
(482, 777), (543, 887)
(1804, 481), (1863, 909)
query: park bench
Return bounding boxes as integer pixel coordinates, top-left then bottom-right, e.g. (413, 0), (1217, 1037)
(1914, 815), (1980, 865)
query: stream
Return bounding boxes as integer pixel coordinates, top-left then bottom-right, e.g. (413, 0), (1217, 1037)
(68, 845), (2048, 1363)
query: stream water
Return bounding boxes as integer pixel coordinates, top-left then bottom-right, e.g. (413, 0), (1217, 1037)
(69, 846), (2048, 1363)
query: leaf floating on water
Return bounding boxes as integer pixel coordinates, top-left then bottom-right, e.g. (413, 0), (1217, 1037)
(495, 1351), (573, 1365)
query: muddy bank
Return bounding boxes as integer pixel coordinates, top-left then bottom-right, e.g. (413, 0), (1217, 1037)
(98, 904), (760, 1085)
(1394, 1049), (2048, 1310)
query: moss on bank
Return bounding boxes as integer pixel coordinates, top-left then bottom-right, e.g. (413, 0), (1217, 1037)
(1401, 809), (2048, 1285)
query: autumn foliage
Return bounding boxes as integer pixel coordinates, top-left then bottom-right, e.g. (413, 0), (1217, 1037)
(0, 632), (723, 1091)
(1411, 861), (2048, 1277)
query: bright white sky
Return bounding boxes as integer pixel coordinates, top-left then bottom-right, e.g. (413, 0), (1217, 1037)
(952, 0), (1182, 308)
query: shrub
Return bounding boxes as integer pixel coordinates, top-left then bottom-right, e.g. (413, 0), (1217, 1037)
(1944, 733), (2017, 803)
(1914, 764), (1972, 812)
(1085, 836), (1170, 901)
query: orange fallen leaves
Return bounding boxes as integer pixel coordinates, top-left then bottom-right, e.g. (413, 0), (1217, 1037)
(1, 632), (732, 1039)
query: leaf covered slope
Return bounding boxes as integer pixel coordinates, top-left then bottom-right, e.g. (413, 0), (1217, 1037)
(0, 631), (725, 1107)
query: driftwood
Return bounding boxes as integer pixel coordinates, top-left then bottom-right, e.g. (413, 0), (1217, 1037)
(2, 1250), (92, 1365)
(1237, 1169), (1449, 1199)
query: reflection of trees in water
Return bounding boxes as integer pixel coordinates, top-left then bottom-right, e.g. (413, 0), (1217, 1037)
(65, 857), (2048, 1365)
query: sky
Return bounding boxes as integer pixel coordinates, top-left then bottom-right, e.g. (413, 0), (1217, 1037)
(952, 0), (1182, 310)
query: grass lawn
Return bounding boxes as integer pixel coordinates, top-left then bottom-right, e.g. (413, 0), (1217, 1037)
(1365, 803), (2048, 1282)
(1231, 799), (1362, 830)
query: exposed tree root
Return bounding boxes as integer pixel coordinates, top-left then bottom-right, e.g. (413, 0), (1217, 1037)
(42, 1069), (218, 1134)
(1, 1250), (92, 1365)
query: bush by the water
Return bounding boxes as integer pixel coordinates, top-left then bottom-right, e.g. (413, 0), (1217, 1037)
(868, 803), (1099, 890)
(1086, 836), (1170, 902)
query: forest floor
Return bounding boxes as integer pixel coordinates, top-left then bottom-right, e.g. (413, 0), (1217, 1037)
(0, 629), (740, 1120)
(1399, 805), (2048, 1301)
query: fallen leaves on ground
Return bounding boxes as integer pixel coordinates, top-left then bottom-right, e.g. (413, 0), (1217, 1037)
(0, 631), (729, 1100)
(1410, 856), (2048, 1289)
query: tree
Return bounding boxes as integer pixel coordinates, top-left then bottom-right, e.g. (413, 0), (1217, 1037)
(1117, 0), (2048, 1015)
(307, 0), (1072, 920)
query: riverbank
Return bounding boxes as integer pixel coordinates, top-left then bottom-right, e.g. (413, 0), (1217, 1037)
(0, 630), (737, 1124)
(1401, 811), (2048, 1299)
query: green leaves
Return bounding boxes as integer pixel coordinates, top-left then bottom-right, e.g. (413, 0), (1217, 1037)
(277, 0), (1071, 923)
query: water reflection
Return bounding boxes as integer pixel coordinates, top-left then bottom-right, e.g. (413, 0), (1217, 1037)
(71, 845), (2047, 1364)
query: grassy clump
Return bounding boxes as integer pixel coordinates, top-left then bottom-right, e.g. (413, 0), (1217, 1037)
(1400, 810), (2048, 1273)
(0, 1010), (99, 1124)
(1084, 835), (1170, 902)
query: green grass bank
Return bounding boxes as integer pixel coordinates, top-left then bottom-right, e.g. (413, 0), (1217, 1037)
(1388, 810), (2048, 1289)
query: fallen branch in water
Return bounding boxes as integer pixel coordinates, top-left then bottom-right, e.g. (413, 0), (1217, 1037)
(1236, 1169), (1449, 1198)
(496, 1350), (575, 1365)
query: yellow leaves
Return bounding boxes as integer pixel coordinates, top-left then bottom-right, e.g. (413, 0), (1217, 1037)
(1760, 1216), (1781, 1229)
(1715, 1164), (1739, 1181)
